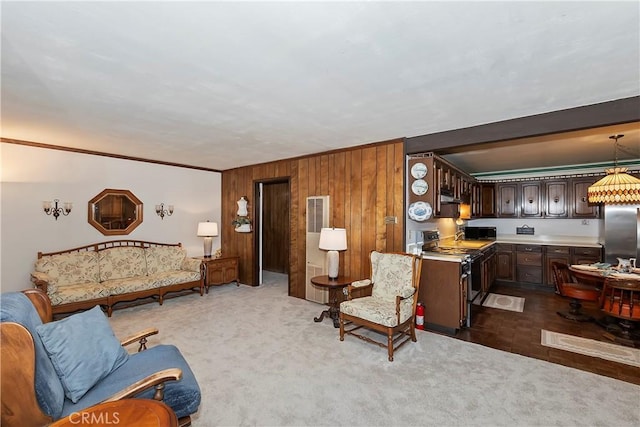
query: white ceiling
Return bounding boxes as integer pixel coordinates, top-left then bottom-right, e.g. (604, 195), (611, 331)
(1, 1), (639, 172)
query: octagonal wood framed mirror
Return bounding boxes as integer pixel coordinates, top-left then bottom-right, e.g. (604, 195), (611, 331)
(88, 189), (143, 235)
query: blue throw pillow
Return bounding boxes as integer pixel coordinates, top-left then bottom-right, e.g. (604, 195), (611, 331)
(36, 305), (129, 403)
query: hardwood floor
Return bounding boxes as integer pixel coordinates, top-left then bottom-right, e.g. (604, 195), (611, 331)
(451, 283), (640, 385)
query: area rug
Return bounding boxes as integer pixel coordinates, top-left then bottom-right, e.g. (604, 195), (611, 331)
(482, 293), (525, 312)
(541, 329), (640, 368)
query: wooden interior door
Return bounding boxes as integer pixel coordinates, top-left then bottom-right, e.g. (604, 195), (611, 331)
(262, 181), (290, 274)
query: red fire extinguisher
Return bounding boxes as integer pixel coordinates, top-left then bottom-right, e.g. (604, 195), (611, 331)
(416, 302), (425, 330)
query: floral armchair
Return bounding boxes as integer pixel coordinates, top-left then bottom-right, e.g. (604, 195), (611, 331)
(339, 251), (422, 361)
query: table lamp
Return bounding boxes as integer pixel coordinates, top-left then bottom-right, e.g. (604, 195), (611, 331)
(319, 227), (347, 279)
(197, 221), (219, 258)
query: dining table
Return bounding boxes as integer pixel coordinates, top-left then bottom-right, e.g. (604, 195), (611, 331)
(569, 264), (640, 286)
(569, 264), (640, 346)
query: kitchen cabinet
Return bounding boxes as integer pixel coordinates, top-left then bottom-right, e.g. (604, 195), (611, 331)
(544, 245), (601, 287)
(481, 246), (497, 294)
(570, 177), (601, 218)
(495, 244), (515, 282)
(572, 246), (602, 265)
(478, 177), (600, 219)
(480, 184), (496, 217)
(437, 162), (447, 190)
(470, 183), (481, 218)
(407, 156), (435, 220)
(544, 180), (568, 218)
(418, 258), (467, 333)
(520, 182), (543, 217)
(452, 170), (461, 199)
(543, 246), (571, 288)
(408, 154), (602, 221)
(516, 245), (543, 284)
(497, 244), (601, 288)
(433, 160), (443, 217)
(496, 183), (518, 217)
(198, 256), (240, 293)
(461, 178), (473, 200)
(407, 154), (473, 220)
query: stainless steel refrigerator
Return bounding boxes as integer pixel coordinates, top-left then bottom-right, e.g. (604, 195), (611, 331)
(603, 205), (640, 264)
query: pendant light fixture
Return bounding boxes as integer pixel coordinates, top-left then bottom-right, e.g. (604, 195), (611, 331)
(587, 134), (640, 204)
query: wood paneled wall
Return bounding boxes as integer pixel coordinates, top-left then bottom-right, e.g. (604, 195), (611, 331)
(221, 138), (405, 299)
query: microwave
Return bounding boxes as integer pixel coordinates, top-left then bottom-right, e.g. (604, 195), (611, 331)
(464, 226), (497, 240)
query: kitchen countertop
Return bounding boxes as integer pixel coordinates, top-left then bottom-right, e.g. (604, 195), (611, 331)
(438, 237), (493, 249)
(438, 235), (602, 249)
(421, 235), (602, 262)
(494, 234), (602, 248)
(421, 253), (466, 262)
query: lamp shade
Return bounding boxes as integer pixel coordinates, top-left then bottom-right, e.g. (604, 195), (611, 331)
(587, 167), (640, 204)
(319, 228), (347, 251)
(197, 221), (219, 237)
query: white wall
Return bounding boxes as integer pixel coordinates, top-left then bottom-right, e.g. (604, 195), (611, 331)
(466, 217), (602, 240)
(0, 143), (222, 292)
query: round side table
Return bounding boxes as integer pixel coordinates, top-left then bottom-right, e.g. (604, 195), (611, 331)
(310, 275), (358, 328)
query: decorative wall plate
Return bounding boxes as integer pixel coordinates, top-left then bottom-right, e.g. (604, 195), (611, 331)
(408, 201), (432, 221)
(411, 179), (429, 195)
(410, 162), (428, 179)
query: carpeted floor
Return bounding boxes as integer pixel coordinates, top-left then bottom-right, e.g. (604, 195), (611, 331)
(109, 272), (640, 426)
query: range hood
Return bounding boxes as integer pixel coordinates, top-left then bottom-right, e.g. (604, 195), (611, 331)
(440, 188), (461, 204)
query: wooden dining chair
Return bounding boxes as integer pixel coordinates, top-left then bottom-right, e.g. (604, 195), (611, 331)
(599, 277), (640, 345)
(551, 261), (600, 322)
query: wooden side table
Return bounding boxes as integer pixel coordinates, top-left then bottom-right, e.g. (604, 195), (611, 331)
(195, 256), (240, 293)
(310, 275), (358, 328)
(50, 399), (177, 427)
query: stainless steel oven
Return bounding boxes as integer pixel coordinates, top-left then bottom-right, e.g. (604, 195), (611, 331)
(467, 250), (484, 302)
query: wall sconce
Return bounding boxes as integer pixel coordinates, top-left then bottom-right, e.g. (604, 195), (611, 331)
(43, 199), (72, 220)
(319, 227), (348, 279)
(155, 203), (174, 219)
(197, 221), (219, 258)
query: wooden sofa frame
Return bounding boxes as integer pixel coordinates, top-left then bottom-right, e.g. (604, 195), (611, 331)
(31, 240), (204, 317)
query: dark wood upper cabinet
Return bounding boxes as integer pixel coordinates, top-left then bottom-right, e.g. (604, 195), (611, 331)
(520, 182), (543, 217)
(544, 180), (568, 218)
(480, 184), (496, 217)
(410, 153), (607, 221)
(497, 183), (518, 217)
(571, 177), (601, 218)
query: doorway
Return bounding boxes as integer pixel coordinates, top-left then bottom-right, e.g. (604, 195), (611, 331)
(255, 179), (290, 291)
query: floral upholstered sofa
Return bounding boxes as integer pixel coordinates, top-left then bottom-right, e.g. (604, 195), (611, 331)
(31, 240), (203, 316)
